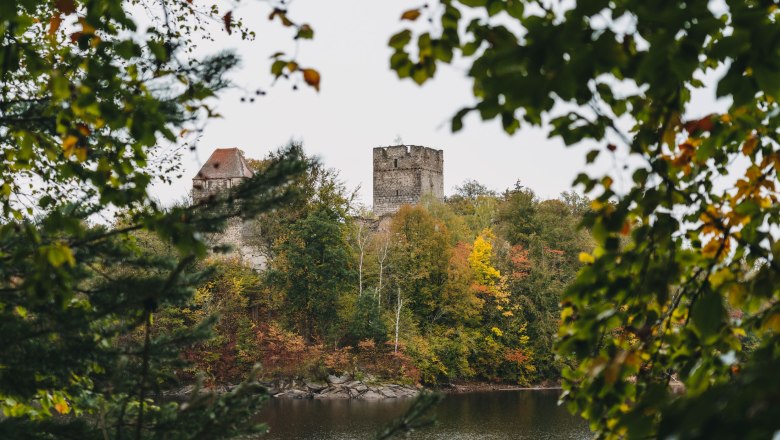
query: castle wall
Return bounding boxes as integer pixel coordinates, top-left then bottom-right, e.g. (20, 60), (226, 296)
(373, 145), (443, 215)
(192, 177), (246, 204)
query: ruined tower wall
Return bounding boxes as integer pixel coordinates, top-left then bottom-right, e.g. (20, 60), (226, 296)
(191, 148), (266, 270)
(373, 145), (444, 216)
(191, 177), (246, 204)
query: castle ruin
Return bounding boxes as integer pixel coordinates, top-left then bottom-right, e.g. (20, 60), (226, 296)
(192, 148), (266, 269)
(373, 145), (444, 216)
(192, 145), (446, 267)
(192, 147), (254, 203)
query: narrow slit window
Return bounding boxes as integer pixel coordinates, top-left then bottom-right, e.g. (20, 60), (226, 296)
(394, 159), (398, 168)
(396, 190), (399, 196)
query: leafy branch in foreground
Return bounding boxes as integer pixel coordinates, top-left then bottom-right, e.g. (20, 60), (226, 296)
(2, 0), (318, 436)
(388, 1), (780, 438)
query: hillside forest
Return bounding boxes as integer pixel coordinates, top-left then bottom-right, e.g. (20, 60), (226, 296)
(141, 146), (594, 388)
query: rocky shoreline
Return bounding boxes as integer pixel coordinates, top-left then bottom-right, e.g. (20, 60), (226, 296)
(264, 373), (419, 400)
(169, 377), (569, 400)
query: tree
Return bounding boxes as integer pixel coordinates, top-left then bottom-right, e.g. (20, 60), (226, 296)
(391, 0), (780, 437)
(388, 205), (451, 327)
(243, 143), (354, 258)
(347, 287), (388, 346)
(266, 204), (355, 344)
(0, 1), (309, 438)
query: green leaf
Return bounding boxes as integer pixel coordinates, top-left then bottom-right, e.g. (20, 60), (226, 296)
(389, 30), (412, 50)
(691, 291), (725, 341)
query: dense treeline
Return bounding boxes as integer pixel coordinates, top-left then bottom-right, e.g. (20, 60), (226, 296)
(164, 148), (594, 387)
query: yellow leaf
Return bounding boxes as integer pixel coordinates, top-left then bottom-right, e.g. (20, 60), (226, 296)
(62, 135), (78, 158)
(75, 147), (87, 162)
(400, 9), (422, 21)
(578, 252), (595, 264)
(763, 313), (780, 333)
(742, 136), (758, 156)
(302, 68), (320, 92)
(54, 400), (70, 415)
(78, 17), (95, 35)
(702, 238), (724, 259)
(727, 284), (746, 308)
(14, 305), (28, 319)
(708, 267), (734, 288)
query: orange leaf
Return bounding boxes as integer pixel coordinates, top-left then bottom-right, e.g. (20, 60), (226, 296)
(401, 9), (421, 21)
(302, 68), (320, 92)
(76, 123), (90, 136)
(683, 114), (714, 133)
(49, 14), (62, 35)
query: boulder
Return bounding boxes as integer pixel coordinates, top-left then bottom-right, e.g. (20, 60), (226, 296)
(314, 386), (350, 399)
(379, 387), (398, 398)
(304, 380), (328, 392)
(358, 390), (384, 400)
(347, 382), (368, 393)
(274, 389), (311, 399)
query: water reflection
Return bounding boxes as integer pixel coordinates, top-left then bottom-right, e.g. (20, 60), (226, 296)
(256, 390), (591, 439)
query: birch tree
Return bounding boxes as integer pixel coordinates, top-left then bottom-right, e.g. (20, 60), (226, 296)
(394, 287), (404, 353)
(375, 230), (391, 309)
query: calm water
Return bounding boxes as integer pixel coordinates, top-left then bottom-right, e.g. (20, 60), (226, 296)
(256, 389), (591, 439)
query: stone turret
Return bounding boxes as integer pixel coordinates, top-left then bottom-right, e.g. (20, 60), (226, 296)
(191, 148), (265, 270)
(192, 147), (253, 203)
(372, 145), (444, 216)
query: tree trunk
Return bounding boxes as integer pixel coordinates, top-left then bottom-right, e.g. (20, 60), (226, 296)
(394, 287), (403, 353)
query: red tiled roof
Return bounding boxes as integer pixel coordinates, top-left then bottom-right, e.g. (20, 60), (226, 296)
(194, 148), (254, 180)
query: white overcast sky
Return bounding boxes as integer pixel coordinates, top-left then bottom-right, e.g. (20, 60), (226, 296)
(149, 0), (728, 208)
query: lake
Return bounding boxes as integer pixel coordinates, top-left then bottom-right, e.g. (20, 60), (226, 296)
(256, 389), (591, 439)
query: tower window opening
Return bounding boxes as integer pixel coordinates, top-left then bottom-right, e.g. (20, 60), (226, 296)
(394, 159), (398, 168)
(396, 190), (399, 196)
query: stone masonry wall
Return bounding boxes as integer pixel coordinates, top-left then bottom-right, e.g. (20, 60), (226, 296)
(373, 145), (443, 216)
(191, 177), (267, 270)
(191, 177), (246, 204)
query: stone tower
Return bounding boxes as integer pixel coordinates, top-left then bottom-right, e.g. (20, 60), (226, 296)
(192, 148), (266, 269)
(373, 145), (444, 216)
(192, 147), (253, 203)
